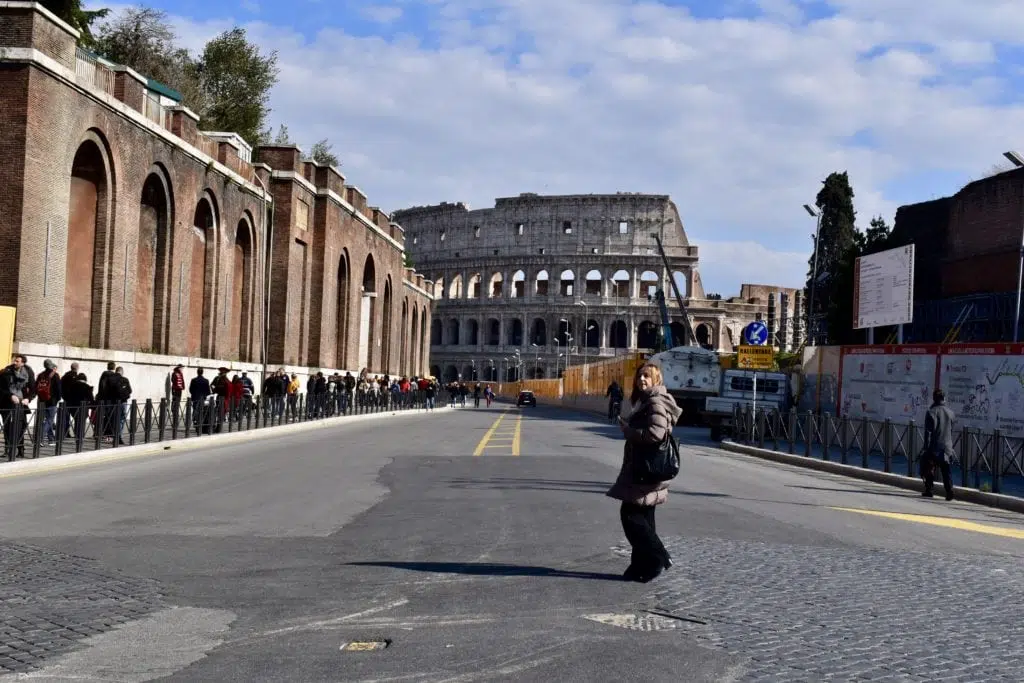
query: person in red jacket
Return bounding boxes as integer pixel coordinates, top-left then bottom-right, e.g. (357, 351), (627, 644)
(229, 375), (244, 419)
(170, 365), (186, 425)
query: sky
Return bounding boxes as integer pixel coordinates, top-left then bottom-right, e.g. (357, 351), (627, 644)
(92, 0), (1024, 295)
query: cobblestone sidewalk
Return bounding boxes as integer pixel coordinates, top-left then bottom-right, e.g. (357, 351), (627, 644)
(0, 543), (166, 673)
(624, 537), (1024, 682)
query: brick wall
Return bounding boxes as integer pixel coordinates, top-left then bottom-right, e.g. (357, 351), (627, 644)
(1, 4), (432, 379)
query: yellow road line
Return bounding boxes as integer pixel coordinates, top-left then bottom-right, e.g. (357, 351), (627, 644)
(512, 412), (522, 456)
(473, 410), (511, 456)
(831, 507), (1024, 540)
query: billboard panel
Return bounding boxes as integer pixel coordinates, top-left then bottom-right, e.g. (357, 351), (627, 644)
(852, 244), (914, 329)
(939, 344), (1024, 439)
(839, 345), (937, 423)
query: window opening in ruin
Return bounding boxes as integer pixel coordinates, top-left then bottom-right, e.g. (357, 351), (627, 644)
(563, 221), (572, 234)
(474, 226), (481, 238)
(512, 270), (526, 298)
(516, 223), (524, 235)
(536, 270), (550, 296)
(619, 221), (628, 234)
(539, 248), (546, 254)
(585, 269), (602, 295)
(560, 269), (574, 297)
(493, 249), (499, 255)
(440, 231), (446, 241)
(611, 270), (630, 298)
(592, 248), (599, 254)
(413, 236), (418, 245)
(640, 270), (659, 299)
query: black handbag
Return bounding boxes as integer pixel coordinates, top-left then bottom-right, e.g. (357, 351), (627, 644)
(632, 433), (681, 484)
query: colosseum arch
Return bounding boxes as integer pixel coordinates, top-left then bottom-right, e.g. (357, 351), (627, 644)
(535, 270), (549, 296)
(531, 318), (547, 346)
(511, 270), (526, 298)
(485, 318), (500, 346)
(135, 164), (173, 353)
(448, 274), (463, 299)
(430, 317), (441, 346)
(556, 319), (573, 346)
(695, 322), (712, 348)
(468, 272), (482, 299)
(670, 322), (687, 348)
(637, 320), (658, 348)
(507, 318), (524, 346)
(611, 269), (630, 298)
(489, 272), (503, 298)
(559, 269), (575, 297)
(585, 269), (602, 296)
(430, 364), (442, 379)
(671, 270), (688, 298)
(447, 318), (460, 346)
(639, 270), (659, 299)
(432, 276), (445, 299)
(65, 132), (115, 349)
(444, 365), (459, 382)
(191, 191), (220, 358)
(585, 319), (600, 348)
(466, 318), (479, 346)
(609, 320), (628, 348)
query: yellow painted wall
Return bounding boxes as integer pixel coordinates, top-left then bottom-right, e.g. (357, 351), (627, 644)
(0, 307), (14, 365)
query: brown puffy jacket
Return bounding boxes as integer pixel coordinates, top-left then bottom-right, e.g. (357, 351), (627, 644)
(606, 385), (682, 506)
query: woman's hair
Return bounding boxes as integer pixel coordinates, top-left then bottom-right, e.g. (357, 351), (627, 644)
(630, 363), (664, 403)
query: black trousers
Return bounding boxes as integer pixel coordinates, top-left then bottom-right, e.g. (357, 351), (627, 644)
(921, 452), (953, 496)
(620, 502), (669, 572)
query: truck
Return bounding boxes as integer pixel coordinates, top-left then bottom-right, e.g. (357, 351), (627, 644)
(702, 368), (790, 441)
(649, 345), (722, 424)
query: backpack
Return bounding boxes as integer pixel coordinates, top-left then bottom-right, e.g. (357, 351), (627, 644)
(36, 372), (52, 402)
(118, 376), (132, 402)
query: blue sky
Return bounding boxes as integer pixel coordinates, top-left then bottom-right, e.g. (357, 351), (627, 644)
(98, 0), (1024, 294)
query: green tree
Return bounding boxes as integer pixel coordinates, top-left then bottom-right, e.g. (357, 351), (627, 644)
(806, 171), (857, 344)
(95, 7), (203, 110)
(309, 139), (339, 166)
(40, 0), (108, 47)
(403, 252), (414, 269)
(195, 28), (279, 146)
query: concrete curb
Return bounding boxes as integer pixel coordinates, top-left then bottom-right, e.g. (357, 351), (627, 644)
(0, 406), (456, 480)
(720, 440), (1024, 516)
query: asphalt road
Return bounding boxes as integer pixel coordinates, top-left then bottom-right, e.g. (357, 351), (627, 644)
(1, 402), (1023, 682)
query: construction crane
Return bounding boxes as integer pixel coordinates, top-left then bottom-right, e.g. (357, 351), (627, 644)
(653, 234), (696, 346)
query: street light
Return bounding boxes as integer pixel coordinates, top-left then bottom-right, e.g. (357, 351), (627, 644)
(1003, 151), (1024, 342)
(487, 358), (495, 382)
(803, 203), (823, 346)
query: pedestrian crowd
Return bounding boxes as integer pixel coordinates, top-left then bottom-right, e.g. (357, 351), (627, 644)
(0, 354), (447, 460)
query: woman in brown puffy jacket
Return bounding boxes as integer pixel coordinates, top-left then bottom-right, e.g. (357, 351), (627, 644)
(607, 362), (682, 582)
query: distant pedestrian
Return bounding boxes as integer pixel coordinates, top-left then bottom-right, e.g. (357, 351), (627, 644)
(921, 388), (955, 501)
(170, 364), (186, 424)
(0, 354), (35, 459)
(607, 363), (681, 583)
(36, 359), (62, 444)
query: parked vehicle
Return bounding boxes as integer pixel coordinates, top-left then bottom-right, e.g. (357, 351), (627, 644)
(517, 390), (537, 407)
(650, 345), (722, 424)
(702, 369), (790, 441)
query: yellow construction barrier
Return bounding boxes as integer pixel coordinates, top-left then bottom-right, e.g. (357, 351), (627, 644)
(496, 378), (562, 399)
(563, 352), (646, 397)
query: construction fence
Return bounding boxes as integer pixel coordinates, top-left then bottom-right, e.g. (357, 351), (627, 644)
(563, 353), (647, 397)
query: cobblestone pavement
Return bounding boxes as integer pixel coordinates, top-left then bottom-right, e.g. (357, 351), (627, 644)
(0, 542), (166, 673)
(621, 537), (1024, 682)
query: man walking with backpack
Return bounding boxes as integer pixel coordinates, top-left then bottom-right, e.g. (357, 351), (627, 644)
(36, 359), (62, 445)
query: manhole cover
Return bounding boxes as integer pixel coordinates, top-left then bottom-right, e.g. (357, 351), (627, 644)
(340, 640), (390, 652)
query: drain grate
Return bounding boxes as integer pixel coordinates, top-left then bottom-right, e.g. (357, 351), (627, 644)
(340, 640), (390, 652)
(582, 612), (701, 632)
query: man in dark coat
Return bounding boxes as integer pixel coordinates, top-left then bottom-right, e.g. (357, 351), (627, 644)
(921, 388), (955, 501)
(0, 354), (35, 458)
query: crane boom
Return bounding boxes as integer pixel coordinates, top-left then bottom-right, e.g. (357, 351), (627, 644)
(653, 234), (696, 347)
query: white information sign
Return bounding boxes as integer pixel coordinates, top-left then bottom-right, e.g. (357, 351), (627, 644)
(840, 351), (935, 424)
(940, 352), (1024, 439)
(853, 244), (914, 329)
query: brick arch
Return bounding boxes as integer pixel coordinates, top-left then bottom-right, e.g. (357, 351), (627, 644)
(336, 248), (351, 369)
(189, 190), (220, 358)
(135, 163), (175, 354)
(381, 276), (394, 373)
(400, 298), (409, 374)
(64, 129), (117, 349)
(232, 213), (257, 361)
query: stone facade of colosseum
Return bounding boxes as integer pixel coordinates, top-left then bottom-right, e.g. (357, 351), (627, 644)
(394, 193), (802, 382)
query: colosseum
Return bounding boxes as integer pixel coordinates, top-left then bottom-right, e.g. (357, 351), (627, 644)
(394, 193), (802, 383)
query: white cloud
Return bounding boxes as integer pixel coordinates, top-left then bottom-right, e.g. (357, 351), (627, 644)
(139, 1), (1024, 295)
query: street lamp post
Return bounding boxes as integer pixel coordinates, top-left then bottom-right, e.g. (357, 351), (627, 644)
(575, 301), (590, 392)
(803, 203), (823, 346)
(1002, 151), (1024, 342)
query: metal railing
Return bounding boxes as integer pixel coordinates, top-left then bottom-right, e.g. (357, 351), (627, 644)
(0, 390), (439, 463)
(732, 407), (1024, 497)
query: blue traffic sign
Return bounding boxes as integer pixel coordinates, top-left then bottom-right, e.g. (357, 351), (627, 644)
(743, 321), (769, 346)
